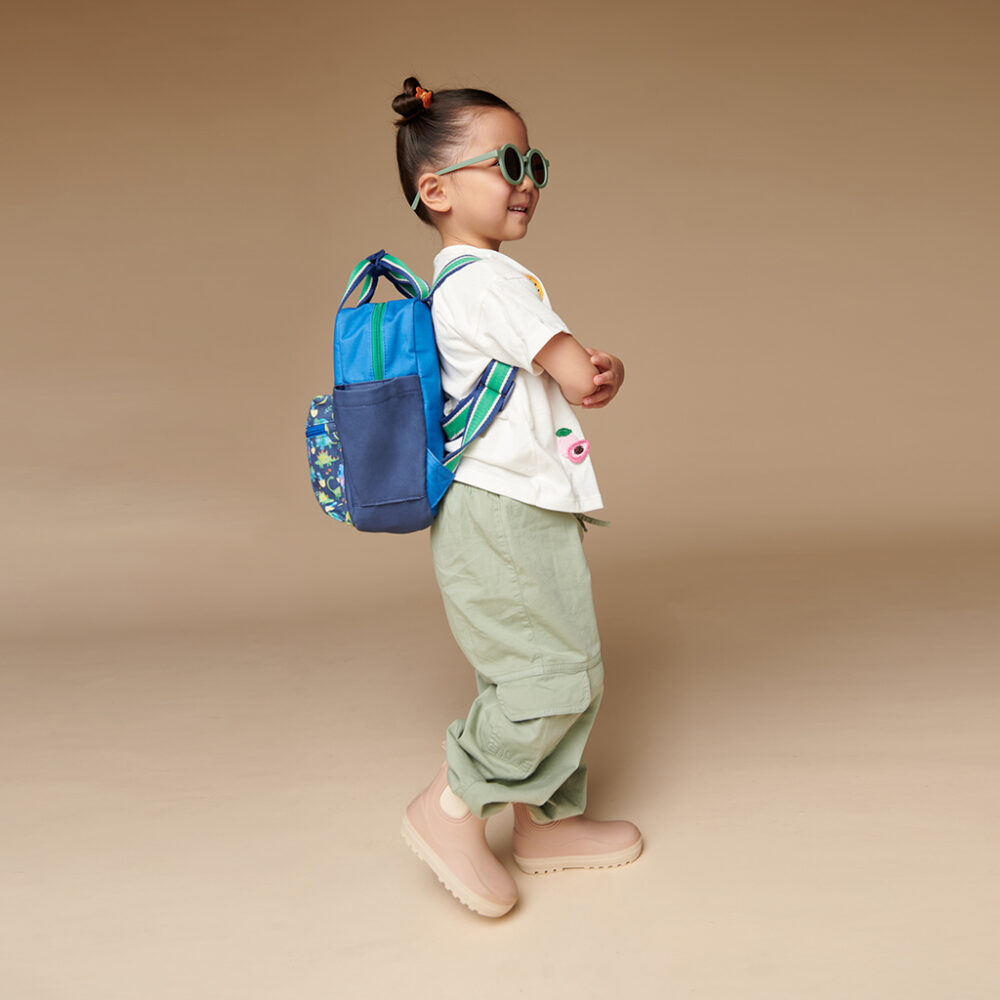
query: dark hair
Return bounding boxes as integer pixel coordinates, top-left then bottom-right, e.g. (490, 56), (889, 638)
(392, 76), (517, 225)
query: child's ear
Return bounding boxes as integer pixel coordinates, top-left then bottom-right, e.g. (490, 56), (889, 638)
(417, 173), (450, 214)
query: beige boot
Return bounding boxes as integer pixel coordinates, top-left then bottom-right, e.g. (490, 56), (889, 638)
(402, 762), (517, 918)
(512, 803), (643, 874)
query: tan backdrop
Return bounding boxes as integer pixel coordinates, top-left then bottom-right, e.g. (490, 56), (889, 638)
(3, 0), (997, 640)
(2, 3), (998, 998)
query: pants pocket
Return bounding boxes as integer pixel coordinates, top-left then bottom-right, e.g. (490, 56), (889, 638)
(495, 670), (593, 722)
(478, 668), (598, 778)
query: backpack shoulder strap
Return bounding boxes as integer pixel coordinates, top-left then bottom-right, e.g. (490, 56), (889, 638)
(430, 255), (517, 472)
(426, 254), (482, 300)
(441, 360), (518, 472)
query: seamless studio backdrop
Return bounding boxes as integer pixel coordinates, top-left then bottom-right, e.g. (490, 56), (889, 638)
(3, 2), (998, 999)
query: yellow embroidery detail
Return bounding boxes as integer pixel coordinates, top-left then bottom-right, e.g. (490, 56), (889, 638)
(525, 274), (544, 300)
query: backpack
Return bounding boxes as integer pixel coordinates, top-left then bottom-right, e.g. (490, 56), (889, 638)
(306, 250), (518, 533)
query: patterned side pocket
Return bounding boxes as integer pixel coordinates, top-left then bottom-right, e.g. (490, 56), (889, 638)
(306, 395), (351, 523)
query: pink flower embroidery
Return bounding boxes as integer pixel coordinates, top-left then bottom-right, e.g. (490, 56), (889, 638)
(556, 427), (590, 464)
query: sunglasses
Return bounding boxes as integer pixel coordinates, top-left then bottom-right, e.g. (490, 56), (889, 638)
(409, 143), (550, 211)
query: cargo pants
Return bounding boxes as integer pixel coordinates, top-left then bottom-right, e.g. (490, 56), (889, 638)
(430, 482), (605, 821)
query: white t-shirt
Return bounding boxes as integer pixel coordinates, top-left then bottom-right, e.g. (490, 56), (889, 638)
(432, 246), (603, 514)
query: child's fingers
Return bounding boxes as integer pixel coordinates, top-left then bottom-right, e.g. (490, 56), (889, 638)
(583, 385), (614, 407)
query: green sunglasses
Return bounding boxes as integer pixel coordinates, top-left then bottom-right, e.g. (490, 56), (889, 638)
(409, 143), (550, 211)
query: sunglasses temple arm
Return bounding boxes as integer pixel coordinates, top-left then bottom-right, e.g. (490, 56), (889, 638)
(435, 150), (499, 177)
(408, 149), (509, 211)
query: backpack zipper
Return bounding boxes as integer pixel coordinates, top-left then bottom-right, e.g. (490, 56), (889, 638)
(371, 302), (386, 380)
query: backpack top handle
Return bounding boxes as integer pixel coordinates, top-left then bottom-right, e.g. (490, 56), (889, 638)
(339, 250), (430, 311)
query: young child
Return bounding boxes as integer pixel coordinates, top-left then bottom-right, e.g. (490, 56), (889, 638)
(393, 77), (641, 918)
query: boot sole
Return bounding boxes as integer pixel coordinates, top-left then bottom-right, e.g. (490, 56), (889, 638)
(401, 814), (516, 918)
(513, 837), (643, 874)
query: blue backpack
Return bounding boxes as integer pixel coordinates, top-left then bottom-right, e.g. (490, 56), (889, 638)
(307, 250), (518, 533)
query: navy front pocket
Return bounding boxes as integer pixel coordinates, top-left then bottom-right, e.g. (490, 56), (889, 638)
(333, 375), (432, 532)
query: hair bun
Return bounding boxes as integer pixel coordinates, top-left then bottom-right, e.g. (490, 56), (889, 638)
(392, 76), (428, 119)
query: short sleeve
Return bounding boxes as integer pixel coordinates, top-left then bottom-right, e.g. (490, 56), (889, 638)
(474, 275), (570, 374)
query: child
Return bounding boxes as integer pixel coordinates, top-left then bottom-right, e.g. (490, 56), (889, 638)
(393, 77), (641, 918)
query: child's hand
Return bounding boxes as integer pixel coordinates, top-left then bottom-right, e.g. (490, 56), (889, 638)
(582, 349), (625, 408)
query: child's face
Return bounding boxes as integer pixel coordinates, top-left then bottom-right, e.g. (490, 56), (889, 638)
(436, 108), (540, 251)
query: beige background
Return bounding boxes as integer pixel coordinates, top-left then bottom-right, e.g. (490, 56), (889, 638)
(2, 1), (998, 998)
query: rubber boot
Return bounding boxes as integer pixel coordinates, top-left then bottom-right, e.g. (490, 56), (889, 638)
(402, 762), (517, 917)
(512, 803), (643, 874)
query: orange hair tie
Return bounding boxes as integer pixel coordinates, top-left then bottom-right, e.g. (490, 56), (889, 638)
(415, 86), (433, 109)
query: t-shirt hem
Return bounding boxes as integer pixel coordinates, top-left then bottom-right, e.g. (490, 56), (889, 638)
(454, 466), (604, 515)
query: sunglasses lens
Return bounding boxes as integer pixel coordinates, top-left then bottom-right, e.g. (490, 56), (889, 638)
(501, 145), (524, 184)
(527, 151), (547, 186)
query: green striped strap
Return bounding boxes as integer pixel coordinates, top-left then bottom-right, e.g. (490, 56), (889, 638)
(429, 254), (481, 297)
(366, 251), (428, 301)
(340, 251), (429, 310)
(441, 362), (508, 438)
(442, 361), (517, 473)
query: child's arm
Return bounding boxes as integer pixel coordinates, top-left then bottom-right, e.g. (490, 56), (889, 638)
(534, 333), (625, 408)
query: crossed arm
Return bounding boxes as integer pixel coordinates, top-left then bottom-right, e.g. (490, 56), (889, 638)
(533, 332), (625, 408)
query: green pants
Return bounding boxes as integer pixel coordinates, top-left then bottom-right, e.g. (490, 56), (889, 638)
(430, 483), (605, 821)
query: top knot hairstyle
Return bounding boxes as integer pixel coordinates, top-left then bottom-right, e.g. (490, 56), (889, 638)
(392, 76), (517, 224)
